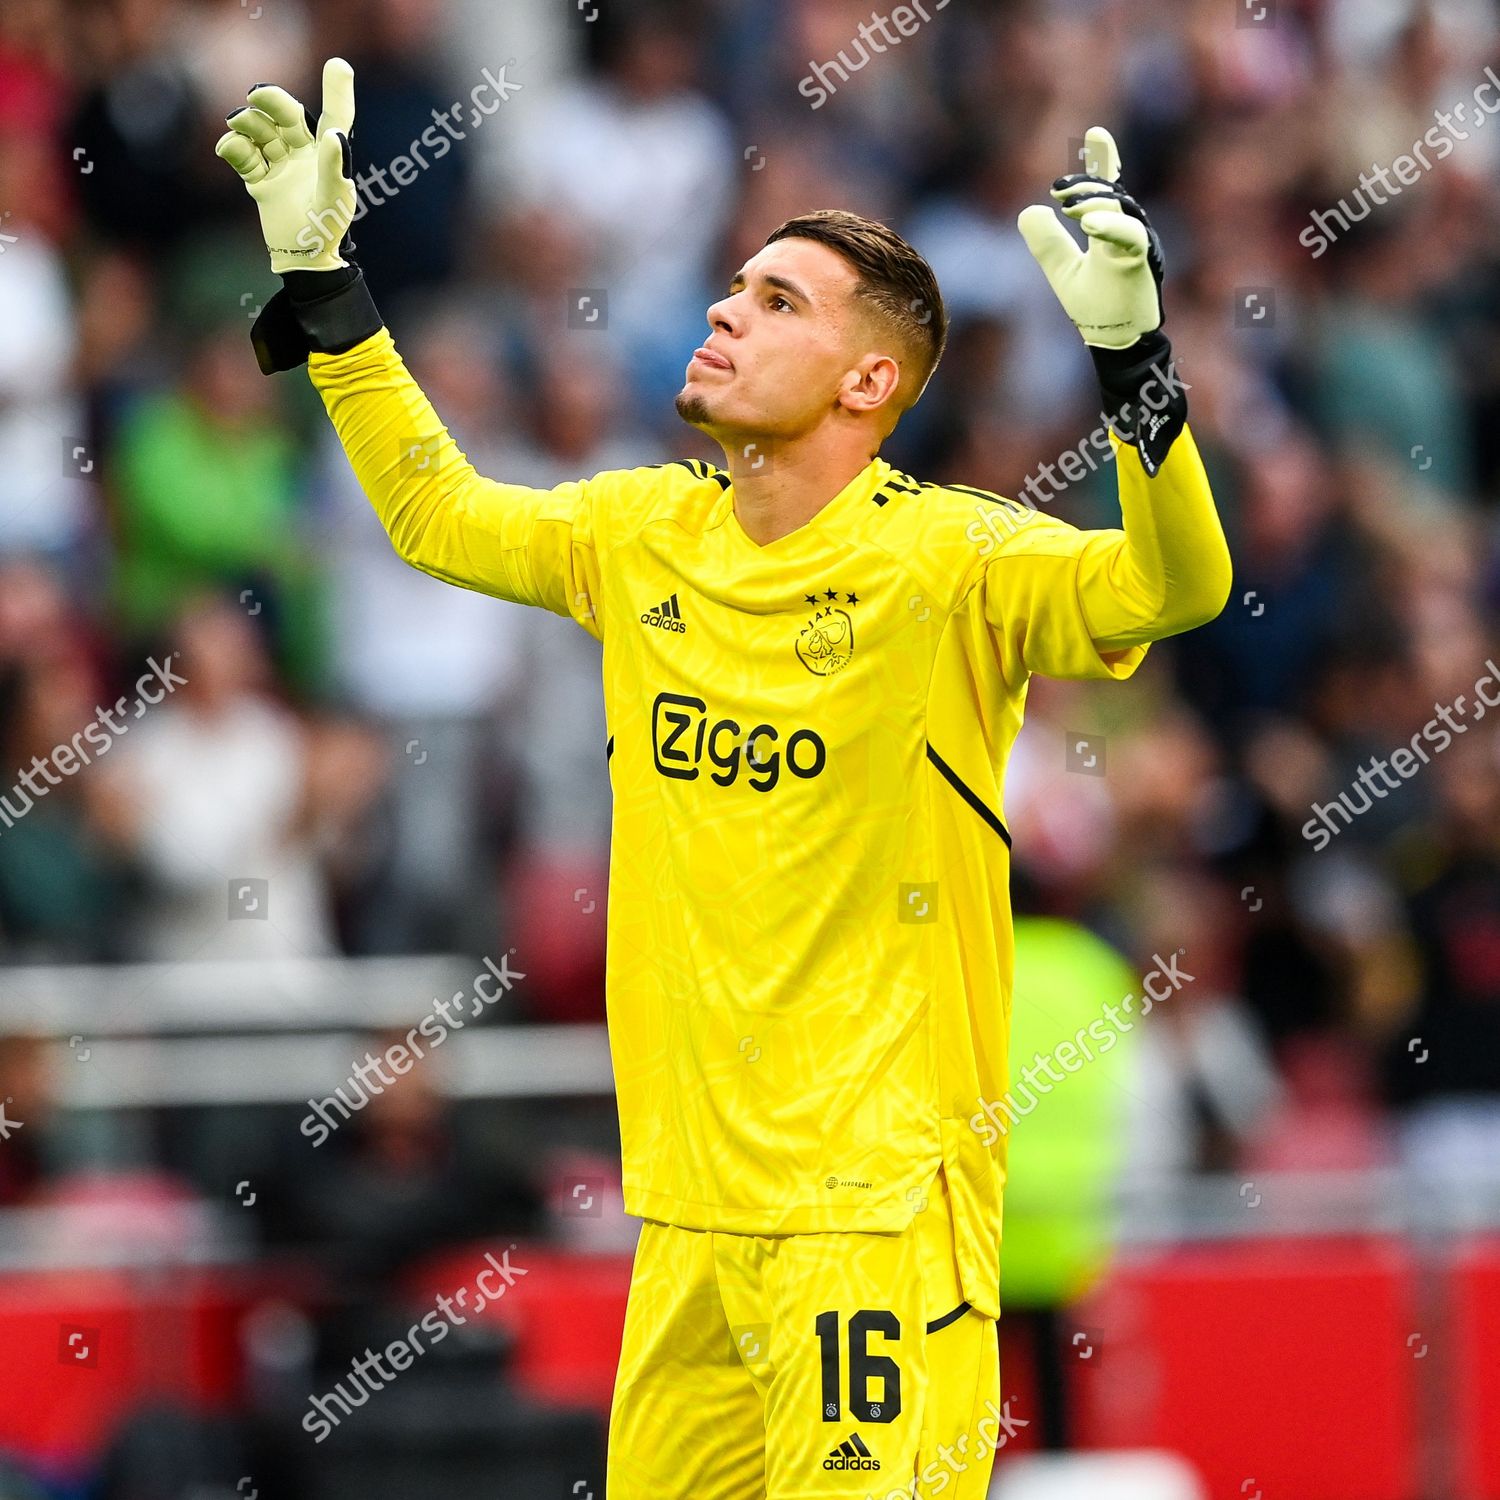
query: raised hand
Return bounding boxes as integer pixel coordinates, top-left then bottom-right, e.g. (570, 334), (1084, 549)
(215, 57), (359, 275)
(1017, 125), (1165, 350)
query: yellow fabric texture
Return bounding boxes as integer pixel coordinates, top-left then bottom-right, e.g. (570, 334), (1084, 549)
(607, 1167), (999, 1500)
(308, 328), (1231, 1321)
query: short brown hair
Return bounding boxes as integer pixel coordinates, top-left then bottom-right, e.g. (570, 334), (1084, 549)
(765, 209), (948, 409)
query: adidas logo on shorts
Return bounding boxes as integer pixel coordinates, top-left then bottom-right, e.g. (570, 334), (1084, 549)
(824, 1432), (879, 1471)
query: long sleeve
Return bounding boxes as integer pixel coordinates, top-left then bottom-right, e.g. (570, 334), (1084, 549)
(306, 328), (606, 637)
(1077, 424), (1233, 648)
(979, 422), (1232, 683)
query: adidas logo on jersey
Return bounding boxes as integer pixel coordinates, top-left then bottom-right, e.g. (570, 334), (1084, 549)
(640, 593), (686, 633)
(824, 1433), (879, 1471)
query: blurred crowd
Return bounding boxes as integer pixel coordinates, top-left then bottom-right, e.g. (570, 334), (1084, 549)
(4, 0), (1500, 1193)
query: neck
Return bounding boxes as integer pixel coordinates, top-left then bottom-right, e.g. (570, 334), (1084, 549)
(719, 432), (879, 547)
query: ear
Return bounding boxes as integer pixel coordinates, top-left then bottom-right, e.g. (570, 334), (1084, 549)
(838, 352), (902, 417)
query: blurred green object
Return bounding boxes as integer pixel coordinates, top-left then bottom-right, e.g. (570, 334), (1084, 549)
(110, 372), (325, 695)
(1000, 916), (1140, 1309)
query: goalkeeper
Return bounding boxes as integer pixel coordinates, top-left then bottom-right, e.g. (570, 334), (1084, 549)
(218, 59), (1230, 1500)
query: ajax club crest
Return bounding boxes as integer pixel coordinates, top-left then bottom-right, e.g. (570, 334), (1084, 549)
(796, 603), (855, 676)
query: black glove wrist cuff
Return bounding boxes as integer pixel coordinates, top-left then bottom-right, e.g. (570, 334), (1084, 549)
(282, 265), (360, 301)
(250, 262), (383, 375)
(1090, 328), (1187, 477)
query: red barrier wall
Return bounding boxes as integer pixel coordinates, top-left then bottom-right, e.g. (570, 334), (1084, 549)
(1072, 1237), (1421, 1500)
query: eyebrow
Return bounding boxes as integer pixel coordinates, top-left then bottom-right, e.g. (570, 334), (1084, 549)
(728, 270), (812, 306)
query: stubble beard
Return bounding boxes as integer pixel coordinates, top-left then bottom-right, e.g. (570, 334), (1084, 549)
(675, 388), (714, 427)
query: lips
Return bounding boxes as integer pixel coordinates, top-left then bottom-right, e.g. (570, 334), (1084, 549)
(693, 347), (733, 370)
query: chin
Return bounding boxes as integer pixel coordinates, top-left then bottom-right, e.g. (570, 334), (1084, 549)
(674, 388), (716, 427)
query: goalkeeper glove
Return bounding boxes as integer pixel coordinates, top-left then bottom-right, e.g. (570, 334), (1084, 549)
(1018, 125), (1163, 350)
(1019, 125), (1185, 475)
(214, 58), (382, 374)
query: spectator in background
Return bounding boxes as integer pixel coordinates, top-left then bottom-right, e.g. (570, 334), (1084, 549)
(109, 312), (325, 695)
(0, 0), (78, 252)
(906, 126), (1096, 438)
(774, 0), (952, 188)
(1113, 865), (1283, 1181)
(1001, 909), (1142, 1450)
(259, 1025), (546, 1277)
(71, 250), (166, 457)
(1315, 214), (1475, 501)
(312, 0), (471, 311)
(503, 0), (735, 420)
(0, 103), (90, 563)
(101, 595), (387, 962)
(175, 0), (312, 129)
(66, 0), (224, 252)
(1385, 735), (1500, 1185)
(0, 559), (129, 962)
(0, 630), (131, 961)
(1172, 429), (1371, 740)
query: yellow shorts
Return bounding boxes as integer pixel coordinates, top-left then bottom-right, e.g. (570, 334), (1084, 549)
(607, 1167), (1000, 1500)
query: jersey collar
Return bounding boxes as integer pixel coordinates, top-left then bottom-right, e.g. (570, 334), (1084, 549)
(711, 455), (893, 554)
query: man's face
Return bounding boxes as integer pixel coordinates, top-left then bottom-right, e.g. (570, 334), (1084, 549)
(676, 237), (886, 447)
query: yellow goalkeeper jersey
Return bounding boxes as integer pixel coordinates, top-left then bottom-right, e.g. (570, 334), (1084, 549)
(309, 328), (1231, 1319)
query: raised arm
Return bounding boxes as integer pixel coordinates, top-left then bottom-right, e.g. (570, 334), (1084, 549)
(306, 328), (603, 626)
(982, 125), (1231, 680)
(1072, 405), (1229, 650)
(213, 58), (604, 631)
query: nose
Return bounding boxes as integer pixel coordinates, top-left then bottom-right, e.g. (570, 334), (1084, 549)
(706, 293), (740, 338)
